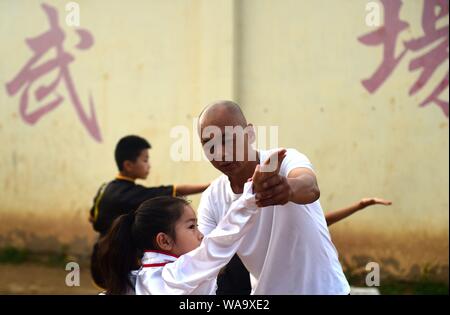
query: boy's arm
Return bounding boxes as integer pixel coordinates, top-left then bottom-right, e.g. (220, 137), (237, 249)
(173, 183), (210, 196)
(132, 183), (209, 203)
(130, 185), (175, 205)
(325, 197), (392, 226)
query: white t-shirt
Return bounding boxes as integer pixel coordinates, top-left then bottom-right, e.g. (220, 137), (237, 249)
(197, 148), (350, 295)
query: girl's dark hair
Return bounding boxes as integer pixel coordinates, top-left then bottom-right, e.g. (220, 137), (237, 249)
(98, 196), (189, 295)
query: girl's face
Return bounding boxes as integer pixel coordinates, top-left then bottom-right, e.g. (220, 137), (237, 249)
(170, 205), (204, 256)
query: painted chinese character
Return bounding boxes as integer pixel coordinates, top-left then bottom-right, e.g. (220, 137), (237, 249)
(358, 0), (409, 93)
(358, 0), (449, 117)
(405, 0), (449, 117)
(5, 3), (102, 141)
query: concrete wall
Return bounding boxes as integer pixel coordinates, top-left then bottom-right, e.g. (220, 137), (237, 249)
(0, 0), (448, 282)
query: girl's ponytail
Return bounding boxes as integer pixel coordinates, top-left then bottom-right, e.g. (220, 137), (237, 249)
(98, 211), (139, 295)
(97, 196), (189, 294)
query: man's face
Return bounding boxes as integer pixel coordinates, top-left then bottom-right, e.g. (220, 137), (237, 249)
(200, 123), (254, 177)
(127, 149), (151, 179)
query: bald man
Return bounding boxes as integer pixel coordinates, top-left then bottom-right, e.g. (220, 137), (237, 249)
(196, 101), (350, 295)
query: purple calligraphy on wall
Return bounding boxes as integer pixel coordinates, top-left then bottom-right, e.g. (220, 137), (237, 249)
(5, 3), (102, 141)
(358, 0), (449, 117)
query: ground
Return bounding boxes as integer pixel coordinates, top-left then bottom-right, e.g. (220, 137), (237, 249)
(0, 246), (447, 295)
(1, 262), (448, 295)
(0, 263), (99, 295)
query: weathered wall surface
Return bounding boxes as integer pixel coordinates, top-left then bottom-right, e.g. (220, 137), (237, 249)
(1, 0), (448, 282)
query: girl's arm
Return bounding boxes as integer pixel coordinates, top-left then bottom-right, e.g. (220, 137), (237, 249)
(159, 182), (258, 294)
(325, 197), (392, 226)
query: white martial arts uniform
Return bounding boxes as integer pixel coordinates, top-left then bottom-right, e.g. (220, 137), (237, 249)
(131, 182), (258, 295)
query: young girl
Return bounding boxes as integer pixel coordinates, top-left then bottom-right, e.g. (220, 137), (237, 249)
(97, 178), (260, 295)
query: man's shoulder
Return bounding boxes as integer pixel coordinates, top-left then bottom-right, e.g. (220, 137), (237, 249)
(204, 174), (228, 194)
(260, 148), (313, 176)
(259, 148), (308, 161)
(199, 174), (229, 210)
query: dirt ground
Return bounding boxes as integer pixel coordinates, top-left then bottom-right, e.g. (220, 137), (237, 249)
(0, 263), (379, 295)
(0, 262), (447, 295)
(0, 263), (100, 295)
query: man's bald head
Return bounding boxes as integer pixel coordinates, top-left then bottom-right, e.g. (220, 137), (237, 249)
(197, 100), (257, 175)
(198, 100), (247, 132)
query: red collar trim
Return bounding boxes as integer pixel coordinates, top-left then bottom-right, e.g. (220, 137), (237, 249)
(142, 262), (172, 268)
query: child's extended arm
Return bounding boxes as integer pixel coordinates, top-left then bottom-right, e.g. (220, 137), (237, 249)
(325, 197), (392, 226)
(157, 182), (257, 294)
(174, 183), (210, 196)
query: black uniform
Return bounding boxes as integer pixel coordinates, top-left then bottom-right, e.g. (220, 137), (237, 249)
(89, 176), (174, 288)
(216, 254), (252, 295)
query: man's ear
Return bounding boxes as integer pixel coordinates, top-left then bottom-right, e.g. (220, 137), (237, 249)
(246, 123), (256, 144)
(155, 232), (174, 251)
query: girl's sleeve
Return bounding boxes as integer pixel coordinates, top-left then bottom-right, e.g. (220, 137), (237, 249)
(160, 181), (258, 294)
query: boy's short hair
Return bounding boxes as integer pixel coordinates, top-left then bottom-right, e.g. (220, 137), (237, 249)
(115, 135), (151, 171)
